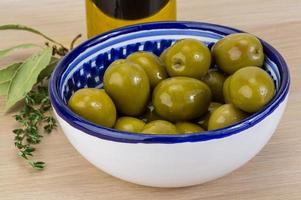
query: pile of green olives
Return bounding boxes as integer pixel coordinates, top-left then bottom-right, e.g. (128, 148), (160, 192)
(68, 33), (275, 134)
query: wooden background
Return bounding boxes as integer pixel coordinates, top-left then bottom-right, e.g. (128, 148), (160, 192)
(1, 0), (301, 199)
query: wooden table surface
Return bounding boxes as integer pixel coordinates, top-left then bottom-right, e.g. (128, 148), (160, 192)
(1, 0), (301, 199)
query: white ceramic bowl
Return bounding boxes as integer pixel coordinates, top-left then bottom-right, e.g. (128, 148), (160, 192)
(49, 21), (290, 187)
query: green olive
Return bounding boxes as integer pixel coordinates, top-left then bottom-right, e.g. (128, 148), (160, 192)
(208, 104), (248, 130)
(141, 120), (177, 134)
(142, 102), (163, 122)
(127, 51), (168, 88)
(197, 102), (222, 129)
(159, 47), (170, 64)
(103, 59), (150, 116)
(227, 66), (275, 113)
(212, 33), (264, 74)
(114, 117), (145, 133)
(164, 39), (211, 79)
(223, 76), (232, 103)
(202, 69), (227, 102)
(68, 88), (116, 127)
(153, 77), (212, 122)
(175, 122), (205, 134)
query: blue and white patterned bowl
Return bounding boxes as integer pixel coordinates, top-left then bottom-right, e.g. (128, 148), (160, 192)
(49, 21), (290, 187)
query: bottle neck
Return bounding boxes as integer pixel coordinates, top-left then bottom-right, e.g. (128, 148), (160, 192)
(91, 0), (170, 20)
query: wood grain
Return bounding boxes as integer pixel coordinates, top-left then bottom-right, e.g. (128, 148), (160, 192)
(0, 0), (301, 199)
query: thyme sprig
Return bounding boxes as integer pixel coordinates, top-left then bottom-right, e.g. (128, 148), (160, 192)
(13, 84), (57, 169)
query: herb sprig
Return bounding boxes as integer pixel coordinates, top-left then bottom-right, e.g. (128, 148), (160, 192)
(0, 24), (81, 170)
(13, 84), (57, 169)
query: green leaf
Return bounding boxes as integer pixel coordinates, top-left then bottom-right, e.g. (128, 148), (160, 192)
(0, 44), (40, 60)
(0, 82), (9, 96)
(28, 160), (45, 170)
(0, 24), (66, 48)
(0, 62), (22, 95)
(38, 57), (59, 81)
(0, 62), (22, 84)
(5, 48), (52, 111)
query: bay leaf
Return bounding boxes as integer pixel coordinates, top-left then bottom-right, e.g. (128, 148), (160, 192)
(0, 62), (22, 95)
(0, 44), (40, 59)
(38, 57), (59, 82)
(0, 62), (22, 84)
(0, 24), (65, 47)
(5, 48), (52, 111)
(0, 82), (9, 96)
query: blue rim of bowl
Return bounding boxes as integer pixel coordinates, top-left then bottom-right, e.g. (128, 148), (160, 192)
(49, 21), (290, 144)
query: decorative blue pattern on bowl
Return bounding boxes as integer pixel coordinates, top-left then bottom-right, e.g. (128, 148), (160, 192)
(49, 21), (290, 143)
